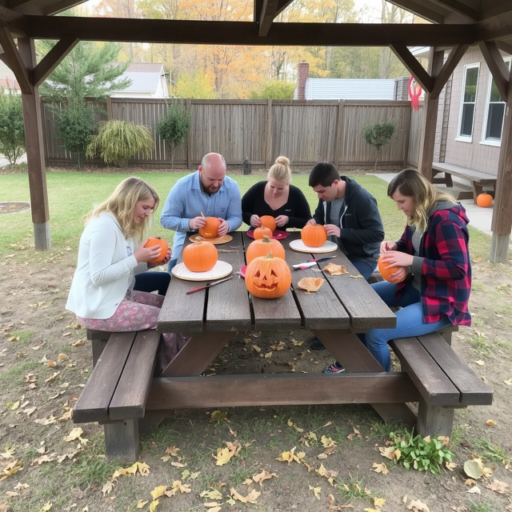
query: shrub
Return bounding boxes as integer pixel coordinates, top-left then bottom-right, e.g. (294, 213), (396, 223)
(157, 101), (191, 169)
(86, 120), (154, 167)
(363, 119), (396, 171)
(56, 100), (95, 169)
(0, 90), (26, 165)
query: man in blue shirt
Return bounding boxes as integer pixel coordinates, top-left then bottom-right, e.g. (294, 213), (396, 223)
(161, 153), (243, 271)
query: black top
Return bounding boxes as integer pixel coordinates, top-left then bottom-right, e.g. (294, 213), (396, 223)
(242, 181), (312, 230)
(312, 176), (384, 262)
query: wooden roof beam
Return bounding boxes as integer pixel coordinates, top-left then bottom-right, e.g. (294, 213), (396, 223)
(275, 0), (293, 18)
(496, 41), (512, 56)
(427, 0), (479, 21)
(476, 11), (512, 42)
(479, 40), (509, 99)
(390, 43), (433, 92)
(386, 0), (447, 24)
(258, 0), (279, 37)
(430, 43), (468, 98)
(24, 17), (476, 46)
(33, 36), (78, 87)
(0, 26), (31, 93)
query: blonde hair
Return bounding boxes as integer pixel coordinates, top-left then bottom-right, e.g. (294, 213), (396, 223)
(388, 169), (456, 233)
(86, 177), (159, 242)
(268, 156), (291, 183)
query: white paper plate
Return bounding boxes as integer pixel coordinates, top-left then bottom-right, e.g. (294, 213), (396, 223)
(289, 239), (338, 254)
(172, 261), (233, 281)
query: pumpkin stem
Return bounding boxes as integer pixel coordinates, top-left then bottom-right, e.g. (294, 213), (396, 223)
(265, 252), (274, 259)
(200, 211), (205, 218)
(262, 235), (271, 243)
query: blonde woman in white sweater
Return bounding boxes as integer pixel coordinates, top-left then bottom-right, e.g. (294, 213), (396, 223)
(66, 177), (184, 365)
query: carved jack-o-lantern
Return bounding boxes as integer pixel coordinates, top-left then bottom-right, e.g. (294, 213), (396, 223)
(245, 254), (291, 299)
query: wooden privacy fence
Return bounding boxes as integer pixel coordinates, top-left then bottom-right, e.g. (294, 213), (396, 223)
(42, 98), (418, 170)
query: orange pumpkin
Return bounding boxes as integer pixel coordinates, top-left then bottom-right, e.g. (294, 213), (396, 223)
(259, 215), (277, 233)
(377, 256), (406, 284)
(183, 241), (218, 272)
(301, 224), (327, 248)
(476, 193), (493, 208)
(144, 236), (169, 264)
(245, 254), (291, 299)
(254, 227), (273, 240)
(246, 236), (285, 263)
(199, 217), (221, 238)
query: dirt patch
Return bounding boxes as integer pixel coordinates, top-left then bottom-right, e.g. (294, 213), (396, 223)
(1, 249), (512, 511)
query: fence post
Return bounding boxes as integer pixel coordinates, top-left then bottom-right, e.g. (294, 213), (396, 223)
(186, 99), (192, 169)
(265, 99), (273, 168)
(106, 97), (113, 120)
(333, 100), (345, 167)
(403, 106), (412, 168)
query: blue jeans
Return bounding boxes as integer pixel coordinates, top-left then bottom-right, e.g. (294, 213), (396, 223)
(358, 281), (451, 371)
(349, 257), (376, 281)
(134, 271), (171, 296)
(168, 259), (178, 273)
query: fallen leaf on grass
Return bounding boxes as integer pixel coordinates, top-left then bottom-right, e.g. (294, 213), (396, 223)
(102, 481), (114, 496)
(504, 378), (512, 386)
(485, 419), (497, 427)
(379, 446), (400, 460)
(466, 486), (481, 494)
(372, 497), (386, 508)
(276, 446), (305, 464)
(165, 480), (191, 495)
(287, 418), (304, 432)
(327, 493), (354, 509)
(149, 500), (159, 511)
(485, 479), (509, 494)
(252, 469), (277, 486)
(31, 454), (55, 465)
(7, 401), (20, 410)
(308, 485), (321, 500)
(0, 460), (23, 482)
(321, 435), (336, 448)
(474, 360), (485, 366)
(151, 485), (167, 499)
(211, 410), (228, 422)
(230, 487), (260, 504)
(111, 462), (150, 481)
(445, 462), (457, 471)
(407, 499), (430, 512)
(290, 338), (303, 346)
(45, 372), (60, 383)
(136, 501), (148, 509)
(372, 462), (388, 475)
(63, 427), (87, 443)
(464, 459), (484, 479)
(200, 489), (223, 500)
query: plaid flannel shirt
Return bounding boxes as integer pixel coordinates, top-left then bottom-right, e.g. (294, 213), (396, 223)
(395, 205), (472, 326)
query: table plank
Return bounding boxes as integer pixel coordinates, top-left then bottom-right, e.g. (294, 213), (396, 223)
(242, 232), (302, 330)
(206, 232), (252, 331)
(146, 373), (421, 409)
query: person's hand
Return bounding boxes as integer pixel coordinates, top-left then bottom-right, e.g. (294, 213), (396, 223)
(379, 250), (413, 268)
(217, 219), (229, 236)
(250, 215), (261, 228)
(380, 241), (397, 254)
(147, 248), (172, 268)
(324, 223), (340, 238)
(189, 216), (207, 230)
(274, 215), (289, 227)
(306, 218), (317, 226)
(135, 240), (162, 263)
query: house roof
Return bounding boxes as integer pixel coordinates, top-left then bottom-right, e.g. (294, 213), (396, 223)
(112, 63), (166, 94)
(300, 78), (396, 101)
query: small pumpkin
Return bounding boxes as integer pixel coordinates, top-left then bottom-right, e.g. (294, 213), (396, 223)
(199, 217), (222, 238)
(144, 236), (169, 264)
(476, 192), (493, 208)
(183, 241), (218, 272)
(246, 236), (285, 263)
(259, 215), (277, 233)
(301, 224), (327, 248)
(377, 256), (406, 284)
(254, 226), (273, 240)
(245, 254), (291, 299)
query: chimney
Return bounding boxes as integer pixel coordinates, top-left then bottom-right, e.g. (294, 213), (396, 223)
(297, 62), (309, 100)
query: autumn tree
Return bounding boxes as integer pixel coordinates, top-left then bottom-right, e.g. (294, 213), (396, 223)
(250, 81), (295, 100)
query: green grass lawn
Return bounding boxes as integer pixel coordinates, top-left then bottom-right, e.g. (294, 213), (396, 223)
(0, 170), (492, 260)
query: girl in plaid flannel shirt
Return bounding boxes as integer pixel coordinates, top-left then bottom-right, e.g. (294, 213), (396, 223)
(356, 169), (471, 371)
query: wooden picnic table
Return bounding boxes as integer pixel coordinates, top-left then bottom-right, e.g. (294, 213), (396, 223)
(149, 231), (421, 418)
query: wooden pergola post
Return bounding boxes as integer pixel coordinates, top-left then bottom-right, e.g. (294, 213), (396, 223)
(417, 48), (444, 181)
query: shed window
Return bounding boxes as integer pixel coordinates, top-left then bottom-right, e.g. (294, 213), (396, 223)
(458, 65), (479, 140)
(483, 59), (511, 142)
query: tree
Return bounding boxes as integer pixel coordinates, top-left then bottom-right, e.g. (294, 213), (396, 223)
(56, 100), (95, 169)
(157, 101), (191, 168)
(363, 120), (396, 170)
(0, 90), (25, 165)
(174, 71), (218, 99)
(38, 41), (131, 101)
(250, 81), (295, 99)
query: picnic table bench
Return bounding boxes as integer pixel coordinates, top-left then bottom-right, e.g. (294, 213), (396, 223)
(73, 231), (492, 461)
(431, 162), (497, 202)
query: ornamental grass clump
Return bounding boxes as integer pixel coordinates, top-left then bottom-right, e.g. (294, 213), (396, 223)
(86, 119), (154, 167)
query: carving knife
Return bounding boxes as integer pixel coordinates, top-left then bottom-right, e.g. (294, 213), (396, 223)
(186, 276), (233, 294)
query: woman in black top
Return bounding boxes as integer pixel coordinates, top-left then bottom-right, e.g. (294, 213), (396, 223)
(242, 156), (312, 230)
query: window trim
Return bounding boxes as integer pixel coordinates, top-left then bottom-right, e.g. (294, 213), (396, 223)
(480, 57), (511, 147)
(456, 63), (480, 143)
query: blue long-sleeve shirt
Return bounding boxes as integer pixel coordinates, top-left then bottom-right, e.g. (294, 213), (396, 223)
(160, 171), (243, 261)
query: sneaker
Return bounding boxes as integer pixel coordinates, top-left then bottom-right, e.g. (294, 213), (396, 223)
(323, 361), (346, 374)
(309, 336), (326, 350)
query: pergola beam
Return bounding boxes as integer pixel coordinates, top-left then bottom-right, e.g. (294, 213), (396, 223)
(33, 36), (78, 87)
(479, 40), (509, 100)
(386, 0), (447, 24)
(0, 26), (32, 93)
(431, 43), (468, 99)
(390, 42), (433, 92)
(476, 11), (512, 41)
(427, 0), (479, 20)
(22, 17), (476, 46)
(259, 0), (280, 37)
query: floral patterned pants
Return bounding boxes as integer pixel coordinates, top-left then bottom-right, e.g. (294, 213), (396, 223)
(77, 290), (189, 368)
